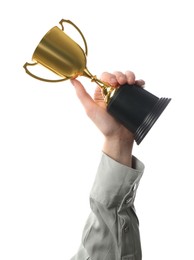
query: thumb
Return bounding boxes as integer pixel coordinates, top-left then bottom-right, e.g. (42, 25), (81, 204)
(70, 79), (97, 114)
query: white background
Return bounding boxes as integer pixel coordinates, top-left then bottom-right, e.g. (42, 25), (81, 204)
(0, 0), (193, 259)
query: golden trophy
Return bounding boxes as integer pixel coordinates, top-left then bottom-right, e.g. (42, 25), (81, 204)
(24, 19), (171, 144)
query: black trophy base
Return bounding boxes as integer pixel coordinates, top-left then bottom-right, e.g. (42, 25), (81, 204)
(107, 84), (171, 145)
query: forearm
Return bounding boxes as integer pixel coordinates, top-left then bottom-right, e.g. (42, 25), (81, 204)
(71, 153), (144, 260)
(102, 136), (134, 167)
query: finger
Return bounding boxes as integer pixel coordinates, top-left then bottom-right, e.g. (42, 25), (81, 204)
(94, 86), (104, 101)
(135, 79), (145, 87)
(100, 72), (118, 86)
(125, 71), (136, 85)
(70, 79), (97, 113)
(113, 71), (127, 85)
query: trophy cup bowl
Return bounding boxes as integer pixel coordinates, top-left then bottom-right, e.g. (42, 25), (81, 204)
(24, 19), (171, 145)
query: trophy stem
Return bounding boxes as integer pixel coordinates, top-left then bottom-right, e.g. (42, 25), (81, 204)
(83, 68), (116, 104)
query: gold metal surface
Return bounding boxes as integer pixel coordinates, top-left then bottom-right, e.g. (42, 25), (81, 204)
(23, 19), (116, 104)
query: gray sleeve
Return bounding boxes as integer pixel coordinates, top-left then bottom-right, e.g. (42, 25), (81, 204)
(71, 153), (144, 260)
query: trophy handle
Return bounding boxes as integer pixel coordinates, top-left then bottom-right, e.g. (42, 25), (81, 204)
(23, 62), (69, 82)
(59, 19), (88, 56)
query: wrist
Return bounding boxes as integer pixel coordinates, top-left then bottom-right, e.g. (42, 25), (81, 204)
(102, 136), (134, 167)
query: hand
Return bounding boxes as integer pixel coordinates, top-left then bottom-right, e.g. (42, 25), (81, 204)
(71, 71), (145, 166)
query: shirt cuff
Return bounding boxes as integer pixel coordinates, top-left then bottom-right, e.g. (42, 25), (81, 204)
(90, 153), (144, 208)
